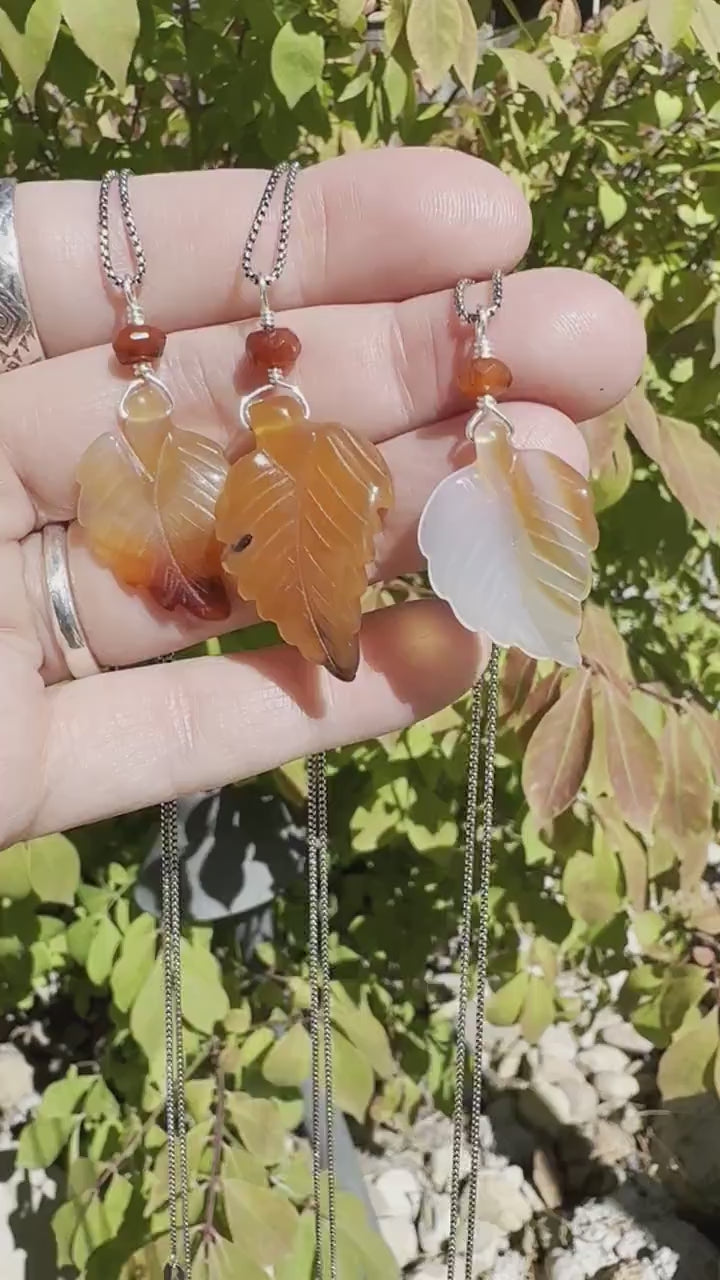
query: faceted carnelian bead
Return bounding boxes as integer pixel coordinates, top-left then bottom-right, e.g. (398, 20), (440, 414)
(457, 355), (513, 400)
(246, 326), (302, 375)
(113, 324), (167, 366)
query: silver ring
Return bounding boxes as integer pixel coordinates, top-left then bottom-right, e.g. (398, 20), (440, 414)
(0, 178), (45, 373)
(42, 525), (102, 679)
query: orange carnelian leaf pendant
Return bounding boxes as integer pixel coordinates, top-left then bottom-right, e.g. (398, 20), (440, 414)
(77, 379), (230, 620)
(76, 181), (230, 621)
(419, 274), (598, 666)
(216, 330), (393, 681)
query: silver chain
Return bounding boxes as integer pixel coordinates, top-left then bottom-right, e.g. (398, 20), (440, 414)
(159, 653), (190, 1280)
(241, 161), (300, 288)
(446, 647), (500, 1280)
(98, 169), (147, 293)
(454, 270), (503, 325)
(306, 752), (338, 1280)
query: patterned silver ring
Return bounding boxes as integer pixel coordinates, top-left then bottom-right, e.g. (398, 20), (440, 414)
(0, 178), (45, 372)
(42, 525), (102, 679)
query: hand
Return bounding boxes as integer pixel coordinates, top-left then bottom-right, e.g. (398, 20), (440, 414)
(0, 148), (645, 846)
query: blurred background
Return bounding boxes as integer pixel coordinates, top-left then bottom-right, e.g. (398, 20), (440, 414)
(0, 1), (719, 1277)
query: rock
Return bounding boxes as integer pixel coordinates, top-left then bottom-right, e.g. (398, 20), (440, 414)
(417, 1189), (451, 1256)
(538, 1024), (578, 1062)
(0, 1046), (34, 1120)
(544, 1251), (586, 1280)
(373, 1166), (423, 1220)
(487, 1252), (528, 1279)
(486, 1097), (535, 1168)
(519, 1080), (572, 1134)
(600, 1020), (654, 1056)
(430, 1142), (472, 1193)
(379, 1215), (419, 1270)
(577, 1044), (630, 1076)
(496, 1043), (526, 1082)
(532, 1146), (563, 1210)
(461, 1167), (534, 1234)
(591, 1120), (636, 1167)
(594, 1071), (639, 1106)
(555, 1074), (598, 1126)
(411, 1263), (446, 1280)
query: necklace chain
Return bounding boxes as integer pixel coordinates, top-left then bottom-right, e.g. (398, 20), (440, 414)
(241, 161), (300, 288)
(98, 169), (147, 292)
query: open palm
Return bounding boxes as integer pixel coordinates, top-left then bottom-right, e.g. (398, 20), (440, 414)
(0, 148), (645, 848)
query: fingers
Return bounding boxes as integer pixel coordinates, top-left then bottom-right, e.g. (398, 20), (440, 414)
(18, 150), (532, 358)
(35, 599), (483, 837)
(0, 268), (644, 530)
(26, 402), (586, 682)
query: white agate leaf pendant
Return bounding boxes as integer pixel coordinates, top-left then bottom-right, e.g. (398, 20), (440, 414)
(418, 409), (599, 667)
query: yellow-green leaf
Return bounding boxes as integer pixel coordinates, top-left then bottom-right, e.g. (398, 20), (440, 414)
(224, 1180), (298, 1267)
(496, 47), (562, 109)
(111, 915), (156, 1012)
(692, 0), (720, 63)
(262, 1023), (311, 1088)
(27, 834), (80, 905)
(453, 0), (478, 94)
(384, 0), (408, 51)
(521, 975), (555, 1045)
(338, 0), (365, 25)
(86, 916), (121, 986)
(598, 0), (648, 52)
(61, 0), (139, 89)
(598, 179), (627, 229)
(181, 939), (229, 1033)
(226, 1094), (286, 1165)
(406, 0), (463, 92)
(129, 956), (165, 1080)
(0, 0), (61, 100)
(656, 415), (720, 533)
(332, 1029), (374, 1122)
(487, 972), (529, 1026)
(648, 0), (694, 49)
(0, 843), (33, 898)
(271, 22), (324, 108)
(331, 987), (394, 1079)
(563, 849), (621, 929)
(196, 1238), (268, 1280)
(18, 1115), (76, 1169)
(658, 1010), (719, 1100)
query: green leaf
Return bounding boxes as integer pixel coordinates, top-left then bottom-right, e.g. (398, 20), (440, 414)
(263, 1023), (311, 1088)
(332, 1030), (374, 1122)
(61, 0), (139, 89)
(181, 938), (229, 1033)
(495, 48), (562, 109)
(710, 301), (720, 369)
(487, 972), (529, 1026)
(338, 1193), (400, 1279)
(52, 1200), (80, 1269)
(660, 965), (708, 1033)
(521, 975), (555, 1044)
(38, 1072), (93, 1119)
(384, 0), (408, 51)
(225, 1003), (252, 1035)
(655, 88), (683, 127)
(598, 179), (627, 230)
(275, 1211), (316, 1280)
(86, 915), (121, 986)
(0, 0), (61, 99)
(130, 956), (165, 1079)
(227, 1094), (286, 1165)
(338, 0), (365, 26)
(658, 1010), (718, 1100)
(597, 0), (648, 54)
(0, 843), (33, 898)
(406, 0), (463, 93)
(331, 987), (394, 1079)
(453, 0), (478, 95)
(111, 914), (156, 1012)
(223, 1144), (268, 1186)
(224, 1180), (299, 1267)
(648, 0), (694, 49)
(692, 0), (720, 63)
(71, 1173), (132, 1270)
(18, 1115), (75, 1169)
(274, 1150), (313, 1204)
(271, 22), (324, 108)
(563, 849), (621, 929)
(197, 1238), (269, 1280)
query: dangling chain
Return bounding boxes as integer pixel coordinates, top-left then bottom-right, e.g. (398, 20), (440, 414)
(99, 174), (190, 1279)
(242, 166), (338, 1280)
(447, 648), (500, 1279)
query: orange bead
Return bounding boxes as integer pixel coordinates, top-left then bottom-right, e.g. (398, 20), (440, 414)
(457, 355), (513, 399)
(246, 326), (302, 374)
(113, 324), (167, 365)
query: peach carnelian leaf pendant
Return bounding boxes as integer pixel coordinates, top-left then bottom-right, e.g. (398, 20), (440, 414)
(77, 381), (231, 621)
(216, 396), (393, 682)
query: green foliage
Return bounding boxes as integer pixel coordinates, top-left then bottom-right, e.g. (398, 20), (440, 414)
(0, 0), (719, 1271)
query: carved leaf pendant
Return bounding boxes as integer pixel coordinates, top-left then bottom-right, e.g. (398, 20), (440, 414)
(418, 413), (599, 667)
(77, 381), (231, 620)
(216, 395), (393, 681)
